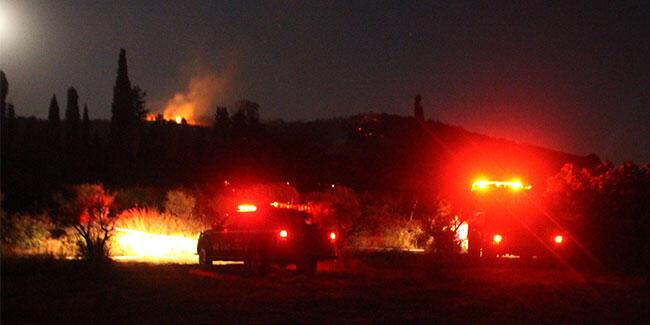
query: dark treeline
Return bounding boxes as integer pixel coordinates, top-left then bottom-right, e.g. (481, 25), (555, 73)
(0, 50), (598, 213)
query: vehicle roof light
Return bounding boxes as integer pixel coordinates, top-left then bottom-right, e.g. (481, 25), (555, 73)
(471, 180), (532, 192)
(237, 204), (257, 213)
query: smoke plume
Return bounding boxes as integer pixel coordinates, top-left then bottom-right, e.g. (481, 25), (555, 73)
(161, 73), (230, 125)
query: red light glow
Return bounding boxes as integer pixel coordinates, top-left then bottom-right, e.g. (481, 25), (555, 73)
(279, 229), (288, 238)
(329, 232), (336, 241)
(554, 235), (564, 244)
(493, 234), (503, 244)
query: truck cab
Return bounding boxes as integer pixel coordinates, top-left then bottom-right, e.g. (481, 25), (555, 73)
(197, 202), (338, 275)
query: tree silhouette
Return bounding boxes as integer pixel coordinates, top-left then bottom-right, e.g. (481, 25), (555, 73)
(0, 70), (7, 126)
(1, 71), (10, 157)
(111, 49), (134, 130)
(81, 104), (90, 144)
(48, 95), (61, 130)
(235, 100), (260, 125)
(45, 95), (62, 183)
(232, 100), (260, 137)
(213, 106), (230, 138)
(64, 87), (81, 144)
(63, 88), (82, 183)
(5, 102), (15, 131)
(132, 85), (148, 124)
(414, 94), (424, 122)
(109, 49), (139, 184)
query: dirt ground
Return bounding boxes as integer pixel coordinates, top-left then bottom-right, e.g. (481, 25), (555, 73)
(2, 254), (649, 324)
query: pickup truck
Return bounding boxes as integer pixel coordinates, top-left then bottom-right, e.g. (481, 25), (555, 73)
(197, 203), (338, 275)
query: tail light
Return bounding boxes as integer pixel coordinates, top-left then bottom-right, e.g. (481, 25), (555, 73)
(554, 235), (564, 244)
(493, 234), (503, 244)
(329, 232), (337, 241)
(279, 229), (288, 238)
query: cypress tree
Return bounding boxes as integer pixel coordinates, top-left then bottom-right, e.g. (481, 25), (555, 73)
(46, 95), (62, 183)
(414, 94), (424, 122)
(82, 104), (90, 142)
(47, 95), (62, 151)
(110, 49), (135, 140)
(48, 95), (61, 133)
(0, 70), (7, 124)
(5, 102), (16, 138)
(64, 87), (81, 149)
(109, 48), (139, 184)
(63, 87), (81, 183)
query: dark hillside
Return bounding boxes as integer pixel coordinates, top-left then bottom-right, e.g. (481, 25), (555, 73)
(1, 113), (598, 211)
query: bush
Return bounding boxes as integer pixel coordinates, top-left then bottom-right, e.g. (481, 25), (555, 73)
(164, 189), (196, 218)
(421, 199), (464, 255)
(62, 184), (117, 262)
(545, 162), (650, 272)
(1, 213), (54, 250)
(304, 186), (361, 240)
(1, 213), (78, 258)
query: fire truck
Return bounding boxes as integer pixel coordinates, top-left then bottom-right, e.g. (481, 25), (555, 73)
(467, 179), (569, 260)
(197, 202), (338, 275)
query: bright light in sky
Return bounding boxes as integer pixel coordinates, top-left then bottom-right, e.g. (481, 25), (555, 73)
(0, 2), (17, 44)
(0, 3), (11, 38)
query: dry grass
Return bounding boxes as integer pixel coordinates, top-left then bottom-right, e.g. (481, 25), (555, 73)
(114, 208), (205, 237)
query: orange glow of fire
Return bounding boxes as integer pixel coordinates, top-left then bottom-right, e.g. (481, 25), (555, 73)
(144, 113), (187, 125)
(112, 227), (198, 264)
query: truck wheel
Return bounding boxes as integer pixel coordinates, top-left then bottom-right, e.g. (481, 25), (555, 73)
(198, 248), (211, 268)
(244, 251), (269, 276)
(296, 257), (317, 275)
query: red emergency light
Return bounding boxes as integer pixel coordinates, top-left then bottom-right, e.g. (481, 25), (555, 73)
(471, 179), (532, 192)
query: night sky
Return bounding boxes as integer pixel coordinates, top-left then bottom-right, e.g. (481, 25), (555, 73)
(2, 1), (648, 163)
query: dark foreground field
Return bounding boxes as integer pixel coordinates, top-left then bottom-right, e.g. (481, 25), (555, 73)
(2, 255), (649, 324)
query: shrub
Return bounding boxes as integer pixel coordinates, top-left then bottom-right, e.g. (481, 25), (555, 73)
(164, 189), (196, 219)
(62, 184), (117, 262)
(421, 198), (464, 255)
(1, 213), (78, 258)
(1, 213), (54, 250)
(304, 186), (361, 239)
